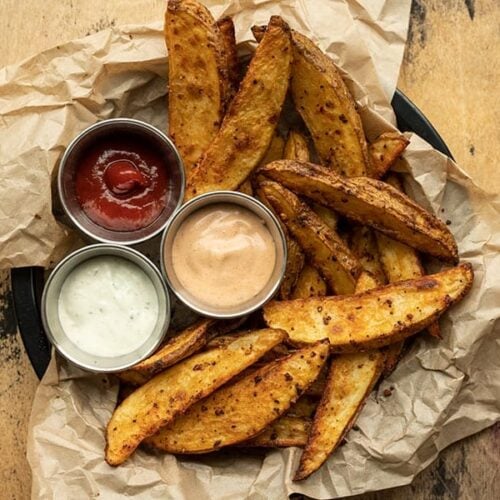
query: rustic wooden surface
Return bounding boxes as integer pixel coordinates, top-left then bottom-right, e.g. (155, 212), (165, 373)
(0, 1), (498, 499)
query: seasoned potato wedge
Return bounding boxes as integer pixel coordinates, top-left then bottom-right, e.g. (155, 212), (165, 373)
(290, 30), (372, 177)
(105, 328), (286, 465)
(255, 182), (304, 300)
(260, 160), (459, 262)
(238, 179), (254, 196)
(117, 318), (242, 385)
(292, 264), (327, 299)
(239, 416), (311, 448)
(216, 16), (239, 102)
(349, 225), (386, 286)
(377, 174), (441, 339)
(382, 342), (406, 377)
(165, 0), (228, 172)
(259, 180), (361, 294)
(305, 365), (328, 397)
(295, 268), (382, 480)
(144, 341), (329, 453)
(264, 263), (473, 349)
(185, 16), (292, 199)
(369, 132), (410, 179)
(294, 351), (385, 480)
(284, 130), (310, 162)
(260, 132), (286, 166)
(287, 395), (318, 418)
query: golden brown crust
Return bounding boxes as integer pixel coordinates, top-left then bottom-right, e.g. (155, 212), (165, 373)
(165, 0), (228, 172)
(290, 30), (372, 177)
(216, 16), (240, 106)
(263, 263), (473, 350)
(284, 130), (310, 162)
(260, 160), (459, 262)
(294, 350), (385, 480)
(369, 132), (410, 178)
(105, 328), (287, 465)
(349, 225), (387, 285)
(185, 16), (292, 198)
(259, 179), (361, 294)
(144, 341), (329, 454)
(292, 264), (327, 299)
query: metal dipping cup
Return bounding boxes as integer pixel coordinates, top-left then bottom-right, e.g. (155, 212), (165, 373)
(161, 191), (287, 319)
(41, 244), (170, 372)
(57, 118), (184, 245)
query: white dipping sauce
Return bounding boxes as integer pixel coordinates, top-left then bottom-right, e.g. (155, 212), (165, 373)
(58, 256), (159, 357)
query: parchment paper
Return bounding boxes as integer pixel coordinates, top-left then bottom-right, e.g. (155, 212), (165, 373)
(0, 0), (497, 498)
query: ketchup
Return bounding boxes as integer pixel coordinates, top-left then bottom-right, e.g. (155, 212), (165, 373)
(75, 134), (169, 231)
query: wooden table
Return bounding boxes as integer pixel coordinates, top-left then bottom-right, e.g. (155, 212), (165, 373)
(0, 1), (498, 499)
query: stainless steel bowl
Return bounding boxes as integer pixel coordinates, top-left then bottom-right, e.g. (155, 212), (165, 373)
(42, 244), (170, 372)
(161, 191), (287, 319)
(58, 118), (184, 245)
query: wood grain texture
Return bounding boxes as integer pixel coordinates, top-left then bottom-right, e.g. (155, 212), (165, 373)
(0, 0), (498, 499)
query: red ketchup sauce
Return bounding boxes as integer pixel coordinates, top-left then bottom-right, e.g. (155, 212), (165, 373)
(75, 135), (169, 231)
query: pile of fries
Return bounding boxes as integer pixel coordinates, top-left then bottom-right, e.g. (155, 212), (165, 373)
(105, 0), (473, 480)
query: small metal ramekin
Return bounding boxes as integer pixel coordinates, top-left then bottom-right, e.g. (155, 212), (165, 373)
(42, 244), (170, 372)
(58, 118), (185, 245)
(161, 191), (287, 319)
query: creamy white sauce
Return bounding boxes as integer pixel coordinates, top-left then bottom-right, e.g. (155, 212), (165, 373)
(58, 256), (159, 357)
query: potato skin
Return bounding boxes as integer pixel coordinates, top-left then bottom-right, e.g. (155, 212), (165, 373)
(260, 160), (459, 262)
(264, 263), (473, 350)
(105, 328), (286, 465)
(185, 16), (292, 199)
(216, 16), (240, 105)
(292, 264), (327, 299)
(369, 132), (410, 179)
(290, 30), (372, 177)
(259, 179), (361, 295)
(165, 0), (228, 172)
(144, 341), (329, 453)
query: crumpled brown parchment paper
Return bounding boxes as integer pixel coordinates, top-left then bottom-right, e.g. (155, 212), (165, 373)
(0, 0), (496, 498)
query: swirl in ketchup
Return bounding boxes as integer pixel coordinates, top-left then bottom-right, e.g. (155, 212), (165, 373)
(75, 135), (169, 231)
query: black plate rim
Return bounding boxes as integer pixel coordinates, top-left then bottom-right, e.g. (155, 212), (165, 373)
(10, 88), (454, 380)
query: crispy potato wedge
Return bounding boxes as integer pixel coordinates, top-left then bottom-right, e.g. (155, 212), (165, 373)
(377, 174), (441, 339)
(144, 341), (329, 453)
(259, 180), (361, 294)
(369, 132), (410, 179)
(349, 225), (386, 286)
(239, 416), (311, 448)
(216, 16), (239, 103)
(185, 16), (292, 199)
(305, 364), (328, 397)
(284, 130), (310, 162)
(260, 160), (459, 262)
(255, 182), (305, 300)
(238, 179), (254, 196)
(117, 318), (242, 385)
(382, 342), (406, 377)
(264, 263), (473, 350)
(105, 328), (286, 465)
(295, 269), (382, 480)
(292, 264), (327, 299)
(165, 0), (228, 172)
(311, 203), (338, 232)
(290, 30), (372, 177)
(260, 132), (286, 166)
(294, 350), (385, 480)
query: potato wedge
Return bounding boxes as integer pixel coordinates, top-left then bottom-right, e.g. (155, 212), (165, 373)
(260, 160), (459, 262)
(144, 341), (329, 453)
(105, 328), (286, 465)
(238, 179), (253, 196)
(255, 182), (304, 300)
(349, 225), (386, 286)
(287, 395), (318, 418)
(264, 263), (473, 349)
(295, 269), (383, 480)
(311, 203), (338, 232)
(305, 364), (328, 397)
(165, 0), (228, 172)
(260, 132), (286, 166)
(185, 16), (292, 199)
(377, 173), (441, 339)
(292, 264), (327, 299)
(369, 132), (410, 179)
(216, 16), (239, 103)
(239, 416), (311, 448)
(284, 130), (310, 162)
(294, 351), (385, 480)
(290, 30), (372, 177)
(117, 318), (242, 385)
(259, 180), (361, 294)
